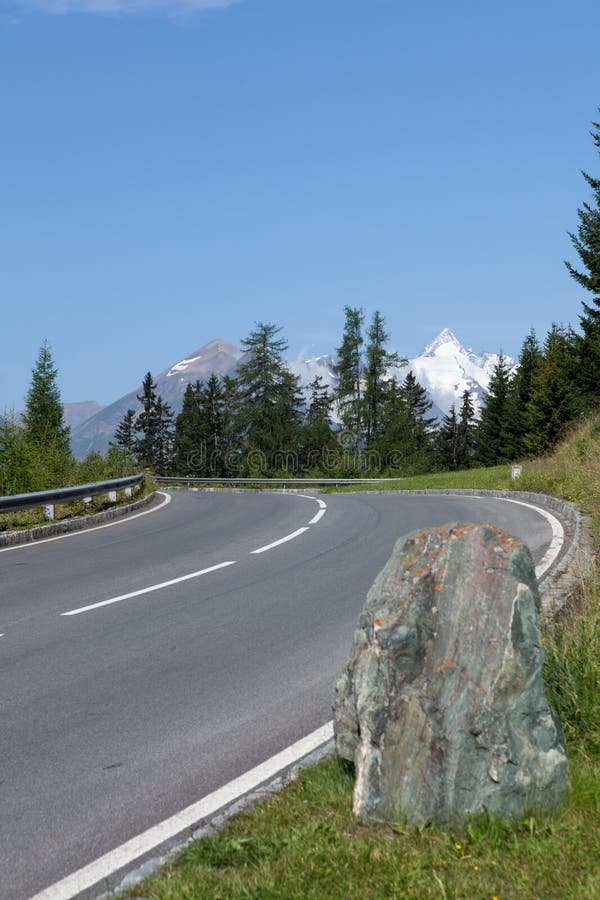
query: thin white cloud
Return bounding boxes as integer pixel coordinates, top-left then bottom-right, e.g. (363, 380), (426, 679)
(7, 0), (239, 15)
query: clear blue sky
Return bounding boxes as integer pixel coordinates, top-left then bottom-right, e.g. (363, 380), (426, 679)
(1, 0), (600, 410)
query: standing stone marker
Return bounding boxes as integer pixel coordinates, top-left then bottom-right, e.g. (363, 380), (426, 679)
(334, 523), (569, 825)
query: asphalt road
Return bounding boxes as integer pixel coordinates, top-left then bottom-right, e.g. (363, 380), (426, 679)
(0, 488), (560, 899)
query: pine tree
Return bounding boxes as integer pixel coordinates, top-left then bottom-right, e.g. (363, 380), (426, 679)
(154, 396), (174, 475)
(398, 371), (436, 472)
(333, 306), (365, 451)
(111, 409), (137, 457)
(198, 374), (227, 476)
(435, 404), (460, 470)
(233, 323), (303, 473)
(457, 389), (477, 468)
(300, 376), (337, 473)
(173, 382), (202, 475)
(506, 330), (542, 457)
(565, 115), (600, 404)
(364, 311), (402, 447)
(134, 372), (161, 468)
(23, 341), (71, 454)
(475, 354), (515, 465)
(524, 325), (579, 455)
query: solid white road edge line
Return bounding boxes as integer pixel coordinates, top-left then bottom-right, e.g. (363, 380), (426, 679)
(468, 495), (564, 578)
(29, 721), (335, 900)
(251, 527), (310, 555)
(61, 560), (237, 617)
(309, 508), (326, 525)
(0, 491), (172, 554)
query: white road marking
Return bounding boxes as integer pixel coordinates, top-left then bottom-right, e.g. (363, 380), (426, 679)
(251, 527), (310, 555)
(61, 560), (237, 617)
(0, 491), (172, 554)
(29, 721), (334, 900)
(309, 508), (326, 525)
(297, 494), (327, 510)
(466, 495), (564, 577)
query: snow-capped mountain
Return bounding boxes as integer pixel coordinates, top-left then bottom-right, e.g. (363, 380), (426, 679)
(396, 327), (514, 419)
(287, 354), (337, 392)
(69, 330), (513, 458)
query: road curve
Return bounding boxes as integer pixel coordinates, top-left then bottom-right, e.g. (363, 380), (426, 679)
(0, 489), (563, 899)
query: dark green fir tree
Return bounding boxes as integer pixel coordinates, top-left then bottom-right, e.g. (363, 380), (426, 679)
(333, 306), (365, 452)
(23, 341), (71, 454)
(565, 115), (600, 406)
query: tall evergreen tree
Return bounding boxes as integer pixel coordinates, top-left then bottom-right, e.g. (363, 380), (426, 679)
(111, 408), (137, 457)
(233, 323), (303, 472)
(524, 325), (579, 455)
(506, 329), (542, 457)
(154, 397), (174, 475)
(457, 389), (477, 469)
(300, 376), (337, 473)
(173, 382), (202, 475)
(363, 311), (401, 447)
(23, 341), (71, 454)
(475, 354), (515, 465)
(398, 370), (436, 471)
(565, 115), (600, 404)
(133, 372), (173, 472)
(333, 306), (365, 451)
(198, 374), (227, 476)
(435, 404), (460, 470)
(134, 372), (161, 468)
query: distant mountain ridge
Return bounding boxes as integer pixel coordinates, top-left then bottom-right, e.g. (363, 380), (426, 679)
(69, 330), (514, 459)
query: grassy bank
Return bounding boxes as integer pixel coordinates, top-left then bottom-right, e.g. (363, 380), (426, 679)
(122, 422), (600, 900)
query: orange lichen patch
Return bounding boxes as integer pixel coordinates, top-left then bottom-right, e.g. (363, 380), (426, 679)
(402, 556), (410, 564)
(461, 669), (469, 678)
(479, 686), (486, 693)
(373, 618), (384, 627)
(414, 569), (423, 577)
(433, 583), (442, 591)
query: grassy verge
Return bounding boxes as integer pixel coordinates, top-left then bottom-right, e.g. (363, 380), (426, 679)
(323, 464), (511, 493)
(123, 421), (600, 900)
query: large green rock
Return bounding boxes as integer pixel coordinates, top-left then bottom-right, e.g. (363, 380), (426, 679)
(334, 523), (569, 825)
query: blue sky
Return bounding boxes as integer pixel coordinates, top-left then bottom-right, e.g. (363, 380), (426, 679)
(1, 0), (600, 409)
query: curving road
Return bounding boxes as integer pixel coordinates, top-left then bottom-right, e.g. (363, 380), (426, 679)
(0, 489), (563, 899)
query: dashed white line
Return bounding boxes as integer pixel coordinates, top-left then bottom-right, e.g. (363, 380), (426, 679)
(251, 527), (310, 555)
(0, 491), (172, 554)
(29, 721), (334, 900)
(61, 560), (237, 617)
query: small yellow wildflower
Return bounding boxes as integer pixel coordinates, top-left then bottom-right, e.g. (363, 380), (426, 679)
(474, 865), (480, 871)
(455, 843), (462, 850)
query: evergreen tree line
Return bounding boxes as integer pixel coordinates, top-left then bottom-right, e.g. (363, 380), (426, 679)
(3, 114), (600, 491)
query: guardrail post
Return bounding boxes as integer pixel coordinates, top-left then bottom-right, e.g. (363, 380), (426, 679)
(43, 504), (55, 521)
(124, 487), (132, 497)
(108, 491), (117, 503)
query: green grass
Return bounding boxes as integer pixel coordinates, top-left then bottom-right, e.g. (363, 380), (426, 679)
(122, 421), (600, 899)
(124, 753), (600, 899)
(323, 464), (511, 493)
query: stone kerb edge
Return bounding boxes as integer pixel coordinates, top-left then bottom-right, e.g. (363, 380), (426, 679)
(0, 492), (158, 548)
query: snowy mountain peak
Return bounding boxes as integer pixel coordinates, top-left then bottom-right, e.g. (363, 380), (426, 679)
(421, 328), (463, 357)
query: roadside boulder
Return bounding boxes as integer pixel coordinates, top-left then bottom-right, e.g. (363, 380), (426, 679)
(334, 523), (569, 825)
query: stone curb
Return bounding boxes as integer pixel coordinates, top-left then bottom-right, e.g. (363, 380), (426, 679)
(0, 491), (159, 548)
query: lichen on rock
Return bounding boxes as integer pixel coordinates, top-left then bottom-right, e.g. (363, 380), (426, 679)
(334, 523), (569, 825)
